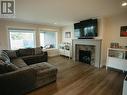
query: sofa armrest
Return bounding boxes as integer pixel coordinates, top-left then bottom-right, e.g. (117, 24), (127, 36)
(0, 67), (36, 95)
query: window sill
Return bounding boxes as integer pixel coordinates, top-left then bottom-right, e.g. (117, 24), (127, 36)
(43, 48), (58, 51)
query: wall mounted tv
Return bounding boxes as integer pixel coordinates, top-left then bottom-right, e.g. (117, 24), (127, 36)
(74, 18), (98, 39)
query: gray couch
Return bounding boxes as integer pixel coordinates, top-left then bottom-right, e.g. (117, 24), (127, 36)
(6, 47), (48, 65)
(0, 47), (57, 95)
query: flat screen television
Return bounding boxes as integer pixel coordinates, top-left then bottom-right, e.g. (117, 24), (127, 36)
(74, 19), (98, 39)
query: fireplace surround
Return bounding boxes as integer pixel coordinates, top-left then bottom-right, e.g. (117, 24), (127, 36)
(72, 39), (102, 68)
(77, 45), (95, 65)
(79, 50), (91, 64)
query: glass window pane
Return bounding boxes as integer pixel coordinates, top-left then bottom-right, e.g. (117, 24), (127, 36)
(9, 29), (35, 50)
(40, 32), (44, 47)
(40, 31), (56, 49)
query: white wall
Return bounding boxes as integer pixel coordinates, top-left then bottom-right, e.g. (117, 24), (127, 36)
(104, 13), (127, 47)
(102, 13), (127, 65)
(61, 18), (104, 41)
(61, 13), (127, 66)
(0, 20), (62, 56)
(0, 20), (62, 49)
(62, 25), (74, 43)
(61, 18), (105, 66)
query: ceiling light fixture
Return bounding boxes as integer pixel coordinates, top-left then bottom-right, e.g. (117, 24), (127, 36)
(122, 1), (127, 6)
(54, 23), (57, 25)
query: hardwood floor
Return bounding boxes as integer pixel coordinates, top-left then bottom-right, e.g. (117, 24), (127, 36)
(27, 56), (125, 95)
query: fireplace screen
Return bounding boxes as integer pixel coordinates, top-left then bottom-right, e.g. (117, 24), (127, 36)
(79, 50), (91, 64)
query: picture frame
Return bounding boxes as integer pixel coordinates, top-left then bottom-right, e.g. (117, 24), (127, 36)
(120, 26), (127, 37)
(65, 32), (71, 38)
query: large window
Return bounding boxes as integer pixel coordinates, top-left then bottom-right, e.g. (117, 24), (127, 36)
(40, 31), (57, 49)
(8, 28), (35, 50)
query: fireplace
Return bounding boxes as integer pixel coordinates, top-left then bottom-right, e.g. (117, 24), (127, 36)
(79, 50), (91, 64)
(76, 45), (95, 65)
(72, 39), (102, 68)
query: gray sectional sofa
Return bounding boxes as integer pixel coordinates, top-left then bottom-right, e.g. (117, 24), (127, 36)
(0, 47), (57, 95)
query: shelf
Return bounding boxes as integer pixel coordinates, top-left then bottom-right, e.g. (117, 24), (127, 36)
(108, 48), (127, 51)
(108, 48), (126, 59)
(108, 56), (125, 60)
(59, 42), (72, 57)
(106, 48), (127, 72)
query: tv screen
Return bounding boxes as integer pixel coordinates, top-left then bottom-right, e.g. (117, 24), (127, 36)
(74, 19), (98, 38)
(74, 29), (80, 37)
(74, 22), (81, 38)
(83, 26), (97, 37)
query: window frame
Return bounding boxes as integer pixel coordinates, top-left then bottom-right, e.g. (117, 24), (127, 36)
(39, 30), (58, 49)
(8, 27), (36, 50)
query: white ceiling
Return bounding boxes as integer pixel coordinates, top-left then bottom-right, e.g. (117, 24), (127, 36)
(8, 0), (127, 27)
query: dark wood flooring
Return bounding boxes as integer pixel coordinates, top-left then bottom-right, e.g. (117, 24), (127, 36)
(27, 56), (125, 95)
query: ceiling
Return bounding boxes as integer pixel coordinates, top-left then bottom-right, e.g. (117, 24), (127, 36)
(6, 0), (127, 27)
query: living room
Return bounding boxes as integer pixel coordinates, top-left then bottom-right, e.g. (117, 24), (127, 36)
(0, 0), (127, 95)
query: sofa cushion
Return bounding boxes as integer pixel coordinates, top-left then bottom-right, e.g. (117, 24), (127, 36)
(0, 51), (10, 63)
(21, 53), (47, 65)
(29, 62), (57, 78)
(30, 62), (52, 70)
(0, 61), (18, 74)
(3, 50), (17, 59)
(29, 62), (57, 87)
(35, 47), (43, 55)
(18, 48), (34, 57)
(8, 63), (19, 70)
(11, 58), (28, 68)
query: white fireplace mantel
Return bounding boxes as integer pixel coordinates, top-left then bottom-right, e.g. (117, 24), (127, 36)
(72, 39), (102, 68)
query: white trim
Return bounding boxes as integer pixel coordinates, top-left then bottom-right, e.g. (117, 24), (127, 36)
(7, 26), (36, 31)
(39, 29), (58, 49)
(7, 26), (36, 49)
(43, 48), (58, 51)
(72, 39), (102, 68)
(6, 27), (11, 49)
(39, 28), (59, 32)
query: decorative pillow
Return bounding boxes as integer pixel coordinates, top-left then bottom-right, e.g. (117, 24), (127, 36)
(18, 48), (34, 56)
(7, 63), (19, 70)
(35, 47), (43, 55)
(3, 50), (17, 59)
(0, 51), (10, 63)
(11, 58), (28, 68)
(0, 63), (18, 74)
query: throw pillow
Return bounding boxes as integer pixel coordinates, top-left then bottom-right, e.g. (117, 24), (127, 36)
(7, 63), (19, 71)
(3, 50), (17, 59)
(0, 63), (18, 74)
(0, 51), (10, 63)
(35, 47), (43, 55)
(18, 48), (34, 56)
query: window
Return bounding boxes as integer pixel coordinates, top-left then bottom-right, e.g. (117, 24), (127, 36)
(40, 31), (57, 49)
(8, 28), (35, 50)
